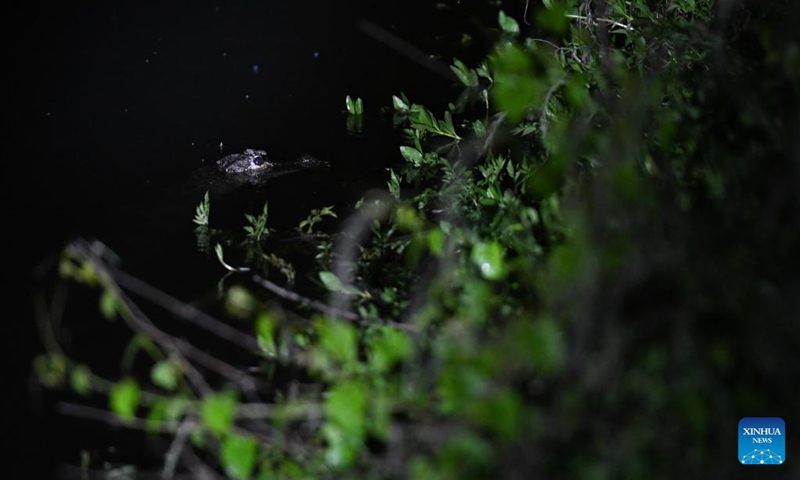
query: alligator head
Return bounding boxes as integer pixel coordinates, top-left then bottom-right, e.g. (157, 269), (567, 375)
(216, 149), (273, 176)
(215, 149), (329, 185)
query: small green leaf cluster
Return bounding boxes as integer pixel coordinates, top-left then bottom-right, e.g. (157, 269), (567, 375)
(345, 95), (364, 133)
(243, 202), (271, 243)
(192, 191), (211, 225)
(298, 205), (337, 235)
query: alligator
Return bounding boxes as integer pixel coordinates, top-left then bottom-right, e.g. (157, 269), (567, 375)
(214, 148), (328, 185)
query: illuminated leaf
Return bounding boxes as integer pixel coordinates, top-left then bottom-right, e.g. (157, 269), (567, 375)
(315, 319), (358, 365)
(498, 10), (520, 35)
(471, 241), (507, 280)
(151, 359), (180, 391)
(221, 434), (258, 480)
(202, 391), (238, 435)
(400, 146), (424, 166)
(70, 365), (92, 396)
(319, 271), (360, 295)
(369, 328), (414, 372)
(392, 94), (409, 112)
(110, 378), (140, 422)
(255, 312), (277, 356)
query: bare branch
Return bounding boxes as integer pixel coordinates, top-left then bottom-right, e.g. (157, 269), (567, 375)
(251, 273), (417, 333)
(163, 417), (197, 479)
(68, 239), (263, 398)
(357, 19), (456, 82)
(57, 401), (180, 434)
(111, 267), (259, 351)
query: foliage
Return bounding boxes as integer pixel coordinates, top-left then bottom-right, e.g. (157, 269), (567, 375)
(193, 190), (211, 225)
(244, 202), (272, 243)
(345, 94), (364, 133)
(35, 1), (800, 478)
(298, 205), (337, 235)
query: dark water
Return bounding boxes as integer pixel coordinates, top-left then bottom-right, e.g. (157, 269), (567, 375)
(9, 1), (497, 476)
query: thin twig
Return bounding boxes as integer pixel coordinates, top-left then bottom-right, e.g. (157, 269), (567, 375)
(538, 77), (568, 136)
(33, 280), (68, 356)
(113, 286), (214, 397)
(328, 194), (393, 317)
(566, 14), (635, 31)
(357, 19), (457, 82)
(163, 417), (197, 480)
(111, 267), (260, 351)
(252, 274), (360, 321)
(236, 401), (322, 421)
(57, 401), (180, 434)
(251, 274), (417, 333)
(57, 401), (280, 447)
(70, 239), (263, 398)
(179, 446), (226, 480)
(529, 38), (562, 50)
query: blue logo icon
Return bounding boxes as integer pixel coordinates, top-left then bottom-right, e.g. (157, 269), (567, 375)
(739, 417), (785, 465)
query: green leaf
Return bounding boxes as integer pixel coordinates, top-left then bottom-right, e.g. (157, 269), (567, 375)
(498, 10), (520, 35)
(470, 241), (507, 280)
(99, 289), (120, 320)
(221, 434), (259, 480)
(201, 391), (238, 436)
(392, 95), (409, 112)
(326, 381), (368, 435)
(110, 378), (140, 422)
(441, 433), (494, 474)
(215, 243), (245, 272)
(320, 271), (345, 291)
(319, 271), (360, 295)
(490, 43), (544, 121)
(388, 169), (402, 200)
(151, 358), (180, 391)
(146, 397), (189, 434)
(323, 381), (368, 467)
(255, 312), (277, 356)
(70, 365), (92, 396)
(224, 285), (258, 319)
(322, 423), (360, 469)
(145, 397), (189, 433)
(427, 228), (446, 256)
(442, 111), (456, 136)
(346, 95), (363, 115)
(451, 59), (478, 87)
(193, 191), (210, 225)
(410, 104), (437, 129)
(369, 328), (414, 372)
(34, 354), (67, 387)
(369, 390), (393, 443)
(145, 398), (168, 434)
(346, 113), (363, 133)
(400, 146), (424, 166)
(508, 317), (565, 376)
(121, 334), (163, 371)
(395, 205), (422, 232)
(315, 319), (358, 365)
(465, 389), (522, 440)
(536, 2), (570, 35)
(164, 397), (190, 422)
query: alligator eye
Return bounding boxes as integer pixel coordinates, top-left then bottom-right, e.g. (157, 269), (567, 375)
(252, 157), (265, 166)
